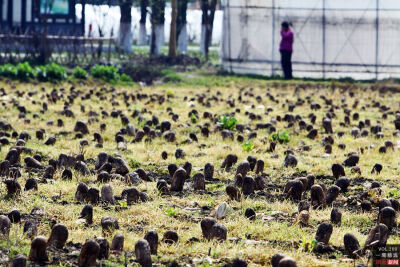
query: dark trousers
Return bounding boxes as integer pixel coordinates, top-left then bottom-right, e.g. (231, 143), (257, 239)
(280, 50), (293, 79)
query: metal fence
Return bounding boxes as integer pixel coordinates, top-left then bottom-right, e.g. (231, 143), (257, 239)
(221, 0), (400, 80)
(0, 28), (116, 66)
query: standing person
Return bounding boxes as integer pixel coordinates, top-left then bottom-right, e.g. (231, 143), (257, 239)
(280, 21), (294, 79)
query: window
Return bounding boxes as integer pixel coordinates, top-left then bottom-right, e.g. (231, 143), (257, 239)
(40, 0), (69, 15)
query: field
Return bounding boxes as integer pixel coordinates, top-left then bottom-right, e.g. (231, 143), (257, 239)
(0, 75), (399, 267)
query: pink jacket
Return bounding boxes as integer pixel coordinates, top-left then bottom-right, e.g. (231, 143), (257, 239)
(280, 30), (294, 52)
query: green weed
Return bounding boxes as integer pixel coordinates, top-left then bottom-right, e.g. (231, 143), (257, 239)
(217, 115), (237, 130)
(242, 141), (254, 152)
(165, 207), (178, 217)
(271, 131), (290, 144)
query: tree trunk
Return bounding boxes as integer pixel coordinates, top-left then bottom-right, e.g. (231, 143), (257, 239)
(178, 23), (188, 54)
(150, 0), (166, 55)
(177, 0), (188, 54)
(205, 0), (217, 60)
(200, 0), (208, 55)
(118, 1), (133, 53)
(138, 0), (148, 45)
(37, 5), (51, 64)
(200, 0), (217, 59)
(169, 0), (178, 57)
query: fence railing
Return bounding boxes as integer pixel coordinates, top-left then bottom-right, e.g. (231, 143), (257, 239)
(0, 30), (117, 66)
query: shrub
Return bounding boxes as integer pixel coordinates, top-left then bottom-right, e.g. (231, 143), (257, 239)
(0, 64), (18, 79)
(16, 62), (35, 81)
(120, 73), (133, 83)
(122, 64), (162, 84)
(36, 63), (67, 81)
(36, 66), (47, 81)
(90, 65), (120, 81)
(46, 63), (67, 80)
(73, 66), (88, 79)
(0, 62), (132, 83)
(162, 69), (182, 83)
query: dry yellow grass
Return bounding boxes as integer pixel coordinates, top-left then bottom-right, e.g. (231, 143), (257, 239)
(0, 78), (398, 266)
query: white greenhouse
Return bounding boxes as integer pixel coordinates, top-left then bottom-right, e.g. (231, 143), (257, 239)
(221, 0), (400, 79)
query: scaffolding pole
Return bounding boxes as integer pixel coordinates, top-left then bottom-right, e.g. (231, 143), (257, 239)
(271, 0), (276, 76)
(227, 0), (232, 72)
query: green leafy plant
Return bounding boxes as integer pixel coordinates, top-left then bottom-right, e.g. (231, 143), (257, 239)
(242, 140), (254, 152)
(16, 62), (35, 81)
(300, 236), (317, 252)
(0, 62), (133, 84)
(191, 113), (198, 124)
(0, 64), (18, 79)
(36, 66), (47, 81)
(90, 64), (120, 81)
(165, 207), (178, 217)
(46, 63), (67, 80)
(387, 189), (399, 198)
(118, 200), (128, 208)
(0, 240), (30, 261)
(217, 115), (237, 130)
(73, 66), (88, 79)
(271, 131), (290, 144)
(120, 73), (133, 82)
(37, 63), (67, 81)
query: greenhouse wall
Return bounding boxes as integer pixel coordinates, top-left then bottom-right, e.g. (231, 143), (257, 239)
(221, 0), (400, 80)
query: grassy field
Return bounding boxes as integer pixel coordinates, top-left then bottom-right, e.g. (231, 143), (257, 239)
(0, 74), (399, 266)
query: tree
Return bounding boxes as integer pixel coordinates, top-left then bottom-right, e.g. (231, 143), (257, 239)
(150, 0), (166, 55)
(138, 0), (149, 45)
(36, 0), (51, 64)
(200, 0), (217, 60)
(177, 0), (188, 54)
(168, 0), (178, 57)
(118, 0), (134, 53)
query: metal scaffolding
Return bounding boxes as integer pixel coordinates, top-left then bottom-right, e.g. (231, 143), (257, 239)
(221, 0), (400, 80)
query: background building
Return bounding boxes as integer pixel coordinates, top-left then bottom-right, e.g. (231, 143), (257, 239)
(0, 0), (86, 34)
(221, 0), (400, 79)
